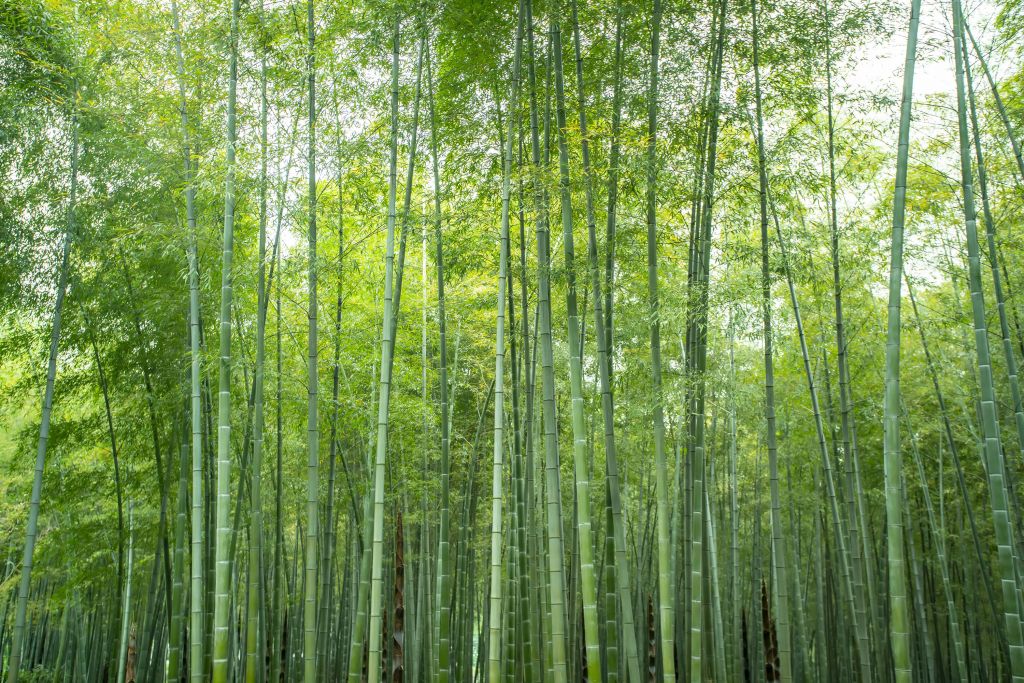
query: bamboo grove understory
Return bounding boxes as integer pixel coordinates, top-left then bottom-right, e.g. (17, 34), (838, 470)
(3, 0), (1024, 680)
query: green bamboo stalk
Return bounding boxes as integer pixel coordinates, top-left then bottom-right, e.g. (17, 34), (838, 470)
(272, 211), (285, 683)
(303, 1), (320, 680)
(729, 318), (741, 683)
(603, 484), (619, 683)
(750, 1), (792, 676)
(951, 0), (1024, 676)
(901, 469), (934, 681)
(367, 14), (402, 683)
(245, 5), (270, 681)
(880, 0), (921, 677)
(603, 1), (623, 357)
(168, 421), (188, 682)
(821, 2), (874, 674)
(346, 473), (373, 683)
(386, 33), (424, 383)
(549, 9), (602, 681)
(525, 2), (568, 679)
(689, 2), (727, 674)
(425, 38), (454, 683)
(319, 78), (346, 683)
(785, 464), (807, 683)
(167, 5), (206, 677)
(7, 84), (78, 683)
(508, 130), (534, 683)
(705, 487), (727, 682)
(638, 1), (675, 679)
(765, 134), (860, 683)
(964, 24), (1024, 183)
(488, 6), (525, 680)
(963, 31), (1024, 474)
(812, 468), (829, 683)
(679, 12), (719, 664)
(117, 504), (134, 683)
(211, 0), (240, 675)
(904, 406), (968, 682)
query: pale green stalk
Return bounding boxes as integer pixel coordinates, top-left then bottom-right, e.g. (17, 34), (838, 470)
(303, 1), (320, 680)
(211, 0), (240, 676)
(488, 5), (525, 680)
(366, 15), (401, 683)
(550, 10), (602, 681)
(880, 0), (921, 678)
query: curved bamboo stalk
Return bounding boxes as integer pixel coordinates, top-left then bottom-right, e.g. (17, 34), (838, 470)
(7, 84), (78, 683)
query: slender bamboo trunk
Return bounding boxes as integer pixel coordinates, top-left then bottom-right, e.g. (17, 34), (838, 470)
(821, 2), (874, 675)
(367, 15), (402, 683)
(117, 505), (135, 683)
(386, 34), (425, 383)
(487, 6), (525, 680)
(425, 39), (455, 683)
(525, 4), (569, 679)
(245, 6), (270, 681)
(603, 1), (623, 360)
(750, 2), (792, 677)
(904, 406), (968, 682)
(729, 319), (741, 683)
(319, 77), (346, 683)
(211, 0), (240, 676)
(964, 25), (1024, 184)
(168, 2), (207, 679)
(303, 1), (320, 680)
(880, 0), (921, 677)
(168, 420), (189, 682)
(638, 1), (674, 679)
(688, 1), (727, 677)
(764, 129), (859, 683)
(7, 86), (79, 683)
(272, 211), (285, 683)
(85, 312), (125, 636)
(549, 9), (602, 681)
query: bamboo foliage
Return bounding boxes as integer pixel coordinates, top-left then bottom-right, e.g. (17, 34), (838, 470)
(4, 2), (1024, 683)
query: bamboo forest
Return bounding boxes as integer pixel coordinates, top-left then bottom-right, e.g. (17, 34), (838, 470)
(6, 0), (1024, 678)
